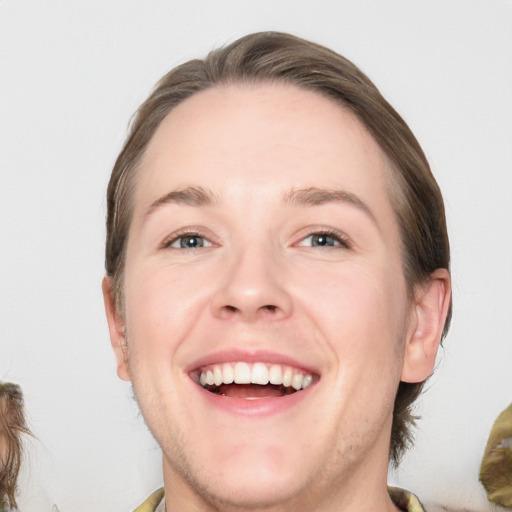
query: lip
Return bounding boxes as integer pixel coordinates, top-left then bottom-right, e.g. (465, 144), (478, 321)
(185, 349), (319, 375)
(185, 349), (320, 417)
(192, 377), (317, 417)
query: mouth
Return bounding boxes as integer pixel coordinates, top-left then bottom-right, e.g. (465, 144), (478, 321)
(192, 362), (317, 400)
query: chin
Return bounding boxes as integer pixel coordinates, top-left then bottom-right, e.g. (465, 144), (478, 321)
(198, 469), (306, 510)
(165, 441), (313, 510)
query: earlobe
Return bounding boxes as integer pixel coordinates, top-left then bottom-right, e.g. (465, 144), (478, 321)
(102, 276), (131, 381)
(401, 269), (451, 383)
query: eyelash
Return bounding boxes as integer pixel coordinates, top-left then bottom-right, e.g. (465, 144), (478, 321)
(160, 228), (352, 250)
(297, 229), (352, 250)
(161, 229), (212, 249)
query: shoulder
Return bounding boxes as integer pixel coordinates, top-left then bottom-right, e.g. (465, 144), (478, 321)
(388, 486), (426, 512)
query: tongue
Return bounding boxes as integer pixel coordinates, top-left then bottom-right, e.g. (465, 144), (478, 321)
(218, 384), (288, 398)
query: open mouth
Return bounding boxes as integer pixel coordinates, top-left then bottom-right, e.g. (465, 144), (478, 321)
(193, 362), (316, 399)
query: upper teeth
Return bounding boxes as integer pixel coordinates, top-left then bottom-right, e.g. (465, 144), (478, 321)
(198, 362), (314, 391)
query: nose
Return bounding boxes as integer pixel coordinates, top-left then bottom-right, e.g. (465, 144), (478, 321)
(211, 245), (293, 322)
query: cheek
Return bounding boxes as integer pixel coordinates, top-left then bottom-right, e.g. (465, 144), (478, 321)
(294, 262), (408, 358)
(123, 263), (210, 359)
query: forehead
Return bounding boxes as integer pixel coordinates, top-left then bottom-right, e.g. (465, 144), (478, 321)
(134, 83), (396, 226)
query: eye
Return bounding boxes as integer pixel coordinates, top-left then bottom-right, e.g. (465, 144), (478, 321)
(164, 234), (213, 249)
(298, 231), (350, 249)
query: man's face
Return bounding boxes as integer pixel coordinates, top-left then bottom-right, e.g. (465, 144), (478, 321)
(109, 84), (418, 509)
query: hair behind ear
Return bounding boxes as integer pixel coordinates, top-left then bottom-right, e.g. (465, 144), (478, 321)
(391, 269), (451, 465)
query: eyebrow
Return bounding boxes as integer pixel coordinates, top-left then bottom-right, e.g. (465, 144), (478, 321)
(284, 187), (378, 224)
(145, 185), (377, 226)
(146, 186), (218, 216)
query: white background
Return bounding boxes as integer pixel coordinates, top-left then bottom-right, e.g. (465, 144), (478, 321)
(1, 1), (511, 511)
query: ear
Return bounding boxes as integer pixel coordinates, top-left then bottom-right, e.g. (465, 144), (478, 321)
(401, 269), (451, 383)
(102, 276), (130, 381)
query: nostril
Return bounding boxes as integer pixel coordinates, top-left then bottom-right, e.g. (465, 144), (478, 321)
(217, 303), (284, 319)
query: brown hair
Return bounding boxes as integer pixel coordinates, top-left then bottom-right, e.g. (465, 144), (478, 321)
(0, 382), (31, 509)
(105, 31), (451, 464)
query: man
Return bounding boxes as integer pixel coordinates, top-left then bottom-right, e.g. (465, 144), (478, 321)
(102, 32), (451, 512)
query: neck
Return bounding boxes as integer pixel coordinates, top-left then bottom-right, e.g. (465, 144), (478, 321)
(162, 443), (401, 512)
